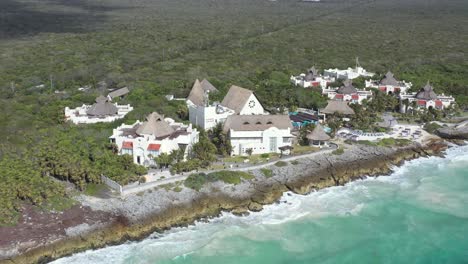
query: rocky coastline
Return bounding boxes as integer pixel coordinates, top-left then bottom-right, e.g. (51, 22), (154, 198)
(0, 139), (449, 264)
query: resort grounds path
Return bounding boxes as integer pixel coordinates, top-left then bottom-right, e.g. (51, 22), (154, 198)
(120, 144), (338, 196)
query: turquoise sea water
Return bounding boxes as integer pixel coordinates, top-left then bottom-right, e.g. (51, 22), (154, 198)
(52, 145), (468, 264)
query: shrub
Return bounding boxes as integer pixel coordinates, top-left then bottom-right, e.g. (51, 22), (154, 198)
(260, 153), (270, 158)
(332, 148), (344, 155)
(209, 171), (254, 184)
(424, 122), (442, 134)
(184, 173), (208, 191)
(173, 186), (183, 192)
(274, 161), (288, 167)
(184, 171), (254, 191)
(290, 160), (299, 165)
(260, 168), (273, 178)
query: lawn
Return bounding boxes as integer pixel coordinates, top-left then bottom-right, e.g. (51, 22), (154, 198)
(292, 145), (320, 155)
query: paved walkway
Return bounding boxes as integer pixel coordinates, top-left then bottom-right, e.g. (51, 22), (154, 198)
(120, 144), (338, 196)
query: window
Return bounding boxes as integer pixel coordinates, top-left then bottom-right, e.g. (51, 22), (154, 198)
(148, 150), (159, 157)
(121, 148), (133, 155)
(283, 137), (291, 143)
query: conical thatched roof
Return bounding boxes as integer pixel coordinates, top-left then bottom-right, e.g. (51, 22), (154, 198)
(307, 124), (331, 141)
(86, 95), (118, 116)
(380, 71), (400, 86)
(416, 81), (438, 100)
(336, 79), (357, 94)
(321, 100), (355, 115)
(304, 66), (319, 81)
(187, 79), (218, 106)
(136, 112), (175, 138)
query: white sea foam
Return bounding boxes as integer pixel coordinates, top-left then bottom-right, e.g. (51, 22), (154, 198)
(51, 145), (468, 264)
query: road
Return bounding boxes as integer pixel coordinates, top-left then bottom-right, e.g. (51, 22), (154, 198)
(121, 144), (338, 196)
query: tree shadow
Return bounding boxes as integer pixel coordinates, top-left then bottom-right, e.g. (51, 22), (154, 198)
(0, 0), (130, 39)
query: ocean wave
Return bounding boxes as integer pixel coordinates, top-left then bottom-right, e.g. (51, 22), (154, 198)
(52, 145), (468, 264)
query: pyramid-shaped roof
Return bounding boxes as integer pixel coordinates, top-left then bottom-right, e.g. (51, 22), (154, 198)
(321, 100), (355, 115)
(136, 112), (175, 138)
(304, 66), (320, 81)
(380, 71), (400, 86)
(187, 79), (218, 106)
(337, 79), (358, 94)
(86, 95), (118, 117)
(221, 85), (255, 114)
(416, 81), (438, 100)
(307, 124), (331, 141)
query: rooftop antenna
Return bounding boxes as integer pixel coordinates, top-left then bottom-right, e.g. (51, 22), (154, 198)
(204, 90), (210, 107)
(355, 57), (360, 69)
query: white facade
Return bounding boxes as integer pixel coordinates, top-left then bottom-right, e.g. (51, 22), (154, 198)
(322, 88), (372, 104)
(237, 93), (267, 115)
(324, 66), (374, 80)
(290, 74), (335, 89)
(399, 93), (455, 111)
(188, 84), (268, 131)
(223, 115), (294, 156)
(365, 80), (412, 95)
(188, 102), (235, 130)
(110, 119), (199, 167)
(64, 104), (133, 124)
(229, 127), (294, 156)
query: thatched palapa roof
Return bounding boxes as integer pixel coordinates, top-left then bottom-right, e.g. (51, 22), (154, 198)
(187, 79), (218, 106)
(223, 115), (292, 133)
(108, 87), (129, 99)
(86, 95), (118, 117)
(415, 81), (438, 100)
(307, 124), (330, 141)
(304, 66), (320, 81)
(321, 100), (355, 115)
(221, 85), (254, 113)
(336, 79), (357, 94)
(136, 112), (175, 138)
(380, 71), (400, 86)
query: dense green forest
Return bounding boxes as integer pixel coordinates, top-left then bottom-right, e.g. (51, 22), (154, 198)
(0, 0), (467, 225)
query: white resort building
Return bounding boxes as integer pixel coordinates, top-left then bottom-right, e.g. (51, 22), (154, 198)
(221, 85), (268, 115)
(110, 112), (199, 166)
(290, 66), (335, 89)
(365, 71), (412, 95)
(187, 79), (235, 130)
(187, 81), (267, 130)
(324, 58), (374, 80)
(223, 115), (294, 156)
(322, 79), (372, 104)
(399, 82), (455, 111)
(64, 95), (133, 124)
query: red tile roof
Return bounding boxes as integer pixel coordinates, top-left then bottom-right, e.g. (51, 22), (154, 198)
(122, 141), (133, 149)
(352, 94), (359, 100)
(147, 143), (161, 151)
(335, 94), (344, 99)
(435, 100), (443, 107)
(418, 100), (426, 106)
